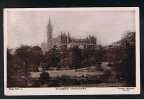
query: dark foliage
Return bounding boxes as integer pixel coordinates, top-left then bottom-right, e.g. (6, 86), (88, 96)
(7, 32), (136, 87)
(71, 46), (82, 68)
(106, 32), (136, 86)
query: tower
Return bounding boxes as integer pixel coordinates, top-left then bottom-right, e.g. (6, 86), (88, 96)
(47, 17), (53, 50)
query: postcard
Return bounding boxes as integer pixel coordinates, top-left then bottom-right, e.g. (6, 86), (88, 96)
(4, 7), (140, 95)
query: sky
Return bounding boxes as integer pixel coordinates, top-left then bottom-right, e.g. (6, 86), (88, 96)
(6, 9), (136, 49)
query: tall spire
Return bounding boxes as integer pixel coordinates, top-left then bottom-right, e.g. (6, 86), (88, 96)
(47, 17), (53, 39)
(47, 17), (53, 50)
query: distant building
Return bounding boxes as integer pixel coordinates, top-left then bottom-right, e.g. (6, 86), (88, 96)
(41, 18), (97, 53)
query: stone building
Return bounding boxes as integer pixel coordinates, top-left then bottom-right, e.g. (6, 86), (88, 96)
(41, 18), (97, 53)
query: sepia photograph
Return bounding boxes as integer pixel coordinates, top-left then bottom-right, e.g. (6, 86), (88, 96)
(4, 7), (140, 95)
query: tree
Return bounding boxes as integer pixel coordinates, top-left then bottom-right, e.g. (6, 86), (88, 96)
(15, 45), (32, 86)
(118, 32), (135, 85)
(111, 32), (136, 86)
(43, 45), (61, 68)
(29, 46), (43, 71)
(30, 46), (43, 65)
(7, 48), (26, 87)
(81, 46), (105, 67)
(7, 49), (13, 87)
(71, 46), (82, 68)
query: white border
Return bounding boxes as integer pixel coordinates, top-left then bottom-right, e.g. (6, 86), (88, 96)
(4, 7), (140, 95)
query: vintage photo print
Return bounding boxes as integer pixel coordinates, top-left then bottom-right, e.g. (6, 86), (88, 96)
(4, 7), (140, 95)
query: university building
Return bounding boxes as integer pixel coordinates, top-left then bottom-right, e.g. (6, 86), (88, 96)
(41, 18), (97, 53)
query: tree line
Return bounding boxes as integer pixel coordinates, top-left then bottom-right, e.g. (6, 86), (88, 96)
(7, 32), (135, 87)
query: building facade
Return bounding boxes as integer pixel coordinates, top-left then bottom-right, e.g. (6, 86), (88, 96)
(41, 18), (97, 53)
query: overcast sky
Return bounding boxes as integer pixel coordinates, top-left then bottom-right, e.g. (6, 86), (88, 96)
(6, 9), (136, 49)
